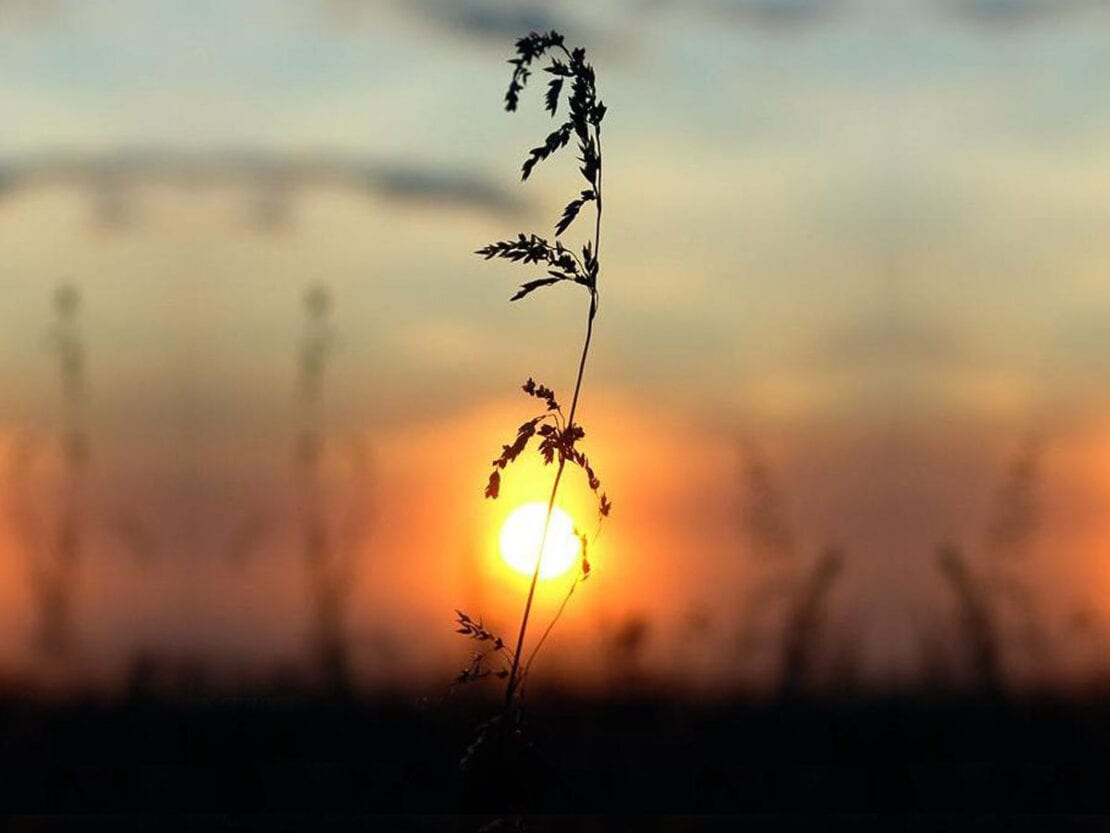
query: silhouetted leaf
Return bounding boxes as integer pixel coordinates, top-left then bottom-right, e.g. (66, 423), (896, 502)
(511, 277), (561, 301)
(545, 78), (563, 115)
(578, 136), (599, 186)
(545, 59), (572, 78)
(455, 610), (510, 650)
(522, 378), (561, 411)
(476, 233), (552, 265)
(505, 30), (566, 112)
(581, 241), (598, 284)
(555, 190), (595, 236)
(485, 470), (500, 499)
(522, 123), (572, 180)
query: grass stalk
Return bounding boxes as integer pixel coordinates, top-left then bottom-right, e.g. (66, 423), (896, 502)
(504, 290), (598, 708)
(455, 31), (612, 721)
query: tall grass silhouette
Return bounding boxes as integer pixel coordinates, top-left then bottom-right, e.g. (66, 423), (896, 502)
(933, 433), (1047, 693)
(295, 283), (371, 693)
(777, 547), (845, 698)
(219, 284), (372, 691)
(936, 542), (1003, 694)
(5, 285), (90, 659)
(733, 440), (849, 695)
(451, 31), (612, 777)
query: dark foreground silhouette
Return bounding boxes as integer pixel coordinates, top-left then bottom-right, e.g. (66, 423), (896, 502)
(1, 685), (1107, 828)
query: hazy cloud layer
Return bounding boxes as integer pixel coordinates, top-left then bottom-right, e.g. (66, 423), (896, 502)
(0, 148), (523, 217)
(939, 0), (1109, 28)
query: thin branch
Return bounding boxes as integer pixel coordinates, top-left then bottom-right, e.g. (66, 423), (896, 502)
(520, 571), (584, 689)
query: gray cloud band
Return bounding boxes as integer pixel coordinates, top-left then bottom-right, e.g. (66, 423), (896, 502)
(0, 148), (526, 226)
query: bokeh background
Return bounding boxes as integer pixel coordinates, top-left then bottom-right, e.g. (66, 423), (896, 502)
(1, 0), (1109, 701)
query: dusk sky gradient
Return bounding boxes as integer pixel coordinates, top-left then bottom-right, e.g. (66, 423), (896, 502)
(1, 0), (1108, 692)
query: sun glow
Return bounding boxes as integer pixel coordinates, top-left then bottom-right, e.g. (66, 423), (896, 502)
(499, 502), (580, 580)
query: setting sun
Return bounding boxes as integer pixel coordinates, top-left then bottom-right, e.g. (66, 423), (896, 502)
(499, 502), (580, 580)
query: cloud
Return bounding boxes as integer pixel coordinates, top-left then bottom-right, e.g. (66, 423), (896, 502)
(626, 0), (845, 31)
(403, 0), (846, 38)
(321, 0), (585, 43)
(0, 147), (524, 219)
(407, 0), (575, 42)
(367, 165), (522, 213)
(700, 0), (845, 29)
(318, 0), (845, 57)
(938, 0), (1107, 28)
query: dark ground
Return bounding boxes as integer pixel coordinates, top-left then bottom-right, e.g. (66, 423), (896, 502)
(1, 689), (1108, 828)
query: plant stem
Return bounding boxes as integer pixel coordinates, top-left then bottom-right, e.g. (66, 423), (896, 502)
(502, 113), (604, 711)
(504, 307), (596, 709)
(503, 456), (568, 708)
(503, 300), (597, 709)
(519, 572), (582, 692)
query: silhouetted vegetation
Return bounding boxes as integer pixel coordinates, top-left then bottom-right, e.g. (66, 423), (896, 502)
(932, 434), (1051, 693)
(937, 542), (1004, 695)
(4, 285), (90, 659)
(295, 284), (372, 693)
(777, 546), (845, 698)
(456, 30), (609, 711)
(445, 30), (615, 819)
(733, 440), (851, 697)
